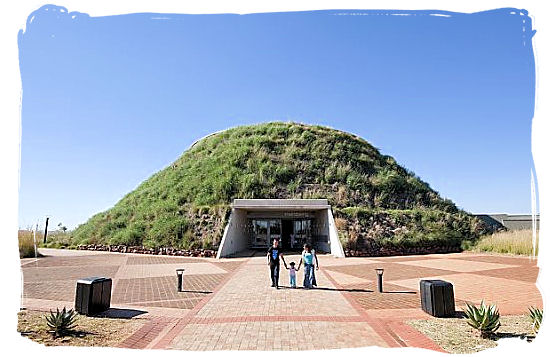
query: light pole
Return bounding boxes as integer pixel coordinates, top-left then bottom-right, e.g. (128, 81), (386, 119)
(43, 216), (50, 244)
(176, 269), (185, 292)
(375, 268), (384, 293)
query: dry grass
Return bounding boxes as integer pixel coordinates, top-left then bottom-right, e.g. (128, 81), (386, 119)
(18, 230), (39, 258)
(17, 310), (146, 347)
(470, 229), (538, 256)
(408, 315), (536, 354)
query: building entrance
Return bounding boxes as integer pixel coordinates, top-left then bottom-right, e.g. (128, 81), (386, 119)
(249, 218), (312, 250)
(216, 199), (345, 258)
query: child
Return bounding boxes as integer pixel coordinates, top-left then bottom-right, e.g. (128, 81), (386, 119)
(286, 262), (298, 288)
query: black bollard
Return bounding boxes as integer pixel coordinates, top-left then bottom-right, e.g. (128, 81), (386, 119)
(375, 268), (384, 293)
(176, 269), (185, 292)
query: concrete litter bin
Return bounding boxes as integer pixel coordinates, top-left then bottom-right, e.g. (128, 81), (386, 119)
(75, 277), (112, 316)
(420, 279), (455, 317)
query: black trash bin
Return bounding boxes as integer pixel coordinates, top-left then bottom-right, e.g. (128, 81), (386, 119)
(75, 277), (112, 316)
(420, 279), (455, 317)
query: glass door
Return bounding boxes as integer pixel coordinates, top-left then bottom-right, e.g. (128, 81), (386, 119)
(253, 220), (268, 247)
(293, 219), (311, 249)
(268, 219), (281, 247)
(251, 219), (282, 248)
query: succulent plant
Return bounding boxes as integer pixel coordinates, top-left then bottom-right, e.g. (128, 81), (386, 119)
(45, 307), (78, 337)
(528, 306), (543, 334)
(463, 300), (501, 338)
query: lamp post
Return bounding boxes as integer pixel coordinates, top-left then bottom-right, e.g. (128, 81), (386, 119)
(43, 215), (50, 244)
(375, 268), (384, 293)
(176, 269), (185, 292)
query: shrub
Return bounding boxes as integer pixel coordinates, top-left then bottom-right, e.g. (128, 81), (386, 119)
(528, 306), (543, 334)
(41, 230), (73, 248)
(463, 301), (501, 338)
(45, 307), (78, 337)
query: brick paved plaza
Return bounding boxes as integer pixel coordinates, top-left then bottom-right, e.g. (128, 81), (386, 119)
(20, 249), (542, 351)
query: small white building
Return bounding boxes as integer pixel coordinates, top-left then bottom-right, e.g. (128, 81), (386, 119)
(216, 199), (345, 258)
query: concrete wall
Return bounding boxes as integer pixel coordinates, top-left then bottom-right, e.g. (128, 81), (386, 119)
(327, 209), (345, 258)
(216, 208), (249, 258)
(313, 209), (345, 257)
(314, 209), (330, 253)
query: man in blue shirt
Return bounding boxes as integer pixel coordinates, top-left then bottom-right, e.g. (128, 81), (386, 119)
(267, 238), (286, 289)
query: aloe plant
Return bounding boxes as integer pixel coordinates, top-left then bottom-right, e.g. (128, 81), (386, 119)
(463, 300), (501, 338)
(528, 306), (543, 334)
(45, 307), (78, 337)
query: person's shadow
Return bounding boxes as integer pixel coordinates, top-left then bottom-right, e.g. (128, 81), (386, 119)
(279, 286), (374, 293)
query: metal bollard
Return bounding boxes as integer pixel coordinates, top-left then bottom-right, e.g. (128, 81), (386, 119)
(375, 268), (384, 293)
(176, 269), (185, 292)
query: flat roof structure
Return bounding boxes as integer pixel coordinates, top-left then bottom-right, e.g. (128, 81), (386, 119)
(232, 199), (331, 210)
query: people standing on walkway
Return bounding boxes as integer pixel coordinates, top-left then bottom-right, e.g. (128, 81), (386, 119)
(286, 261), (298, 288)
(298, 243), (319, 289)
(267, 238), (286, 289)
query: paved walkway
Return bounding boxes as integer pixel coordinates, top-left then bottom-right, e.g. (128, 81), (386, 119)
(20, 249), (542, 351)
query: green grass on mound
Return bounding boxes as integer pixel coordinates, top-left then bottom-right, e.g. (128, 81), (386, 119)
(70, 122), (487, 250)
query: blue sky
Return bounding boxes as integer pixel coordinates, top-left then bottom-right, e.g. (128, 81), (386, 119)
(18, 6), (536, 229)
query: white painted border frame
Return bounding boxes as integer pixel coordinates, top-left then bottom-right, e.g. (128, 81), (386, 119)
(1, 1), (547, 357)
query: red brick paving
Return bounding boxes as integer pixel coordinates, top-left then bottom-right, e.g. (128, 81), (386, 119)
(448, 254), (537, 265)
(322, 265), (442, 350)
(151, 259), (247, 349)
(345, 281), (420, 309)
(112, 274), (225, 308)
(369, 255), (445, 263)
(326, 262), (457, 282)
(384, 319), (446, 352)
(21, 250), (541, 351)
(24, 254), (126, 267)
(129, 298), (203, 310)
(22, 265), (120, 282)
(126, 255), (205, 265)
(118, 317), (178, 349)
(212, 260), (247, 273)
(187, 315), (366, 324)
(481, 265), (539, 283)
(23, 280), (77, 301)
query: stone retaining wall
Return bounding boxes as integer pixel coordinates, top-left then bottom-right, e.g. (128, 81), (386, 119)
(344, 245), (462, 257)
(77, 244), (217, 258)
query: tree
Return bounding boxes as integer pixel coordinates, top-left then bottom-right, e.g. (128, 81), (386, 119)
(57, 222), (67, 233)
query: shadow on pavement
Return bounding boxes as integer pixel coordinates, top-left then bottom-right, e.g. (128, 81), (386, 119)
(278, 286), (374, 293)
(382, 290), (417, 294)
(94, 308), (147, 319)
(178, 290), (212, 294)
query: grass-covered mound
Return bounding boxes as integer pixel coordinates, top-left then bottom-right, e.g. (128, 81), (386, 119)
(71, 122), (487, 251)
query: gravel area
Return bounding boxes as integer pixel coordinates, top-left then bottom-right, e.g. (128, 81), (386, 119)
(407, 315), (537, 354)
(17, 309), (147, 347)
